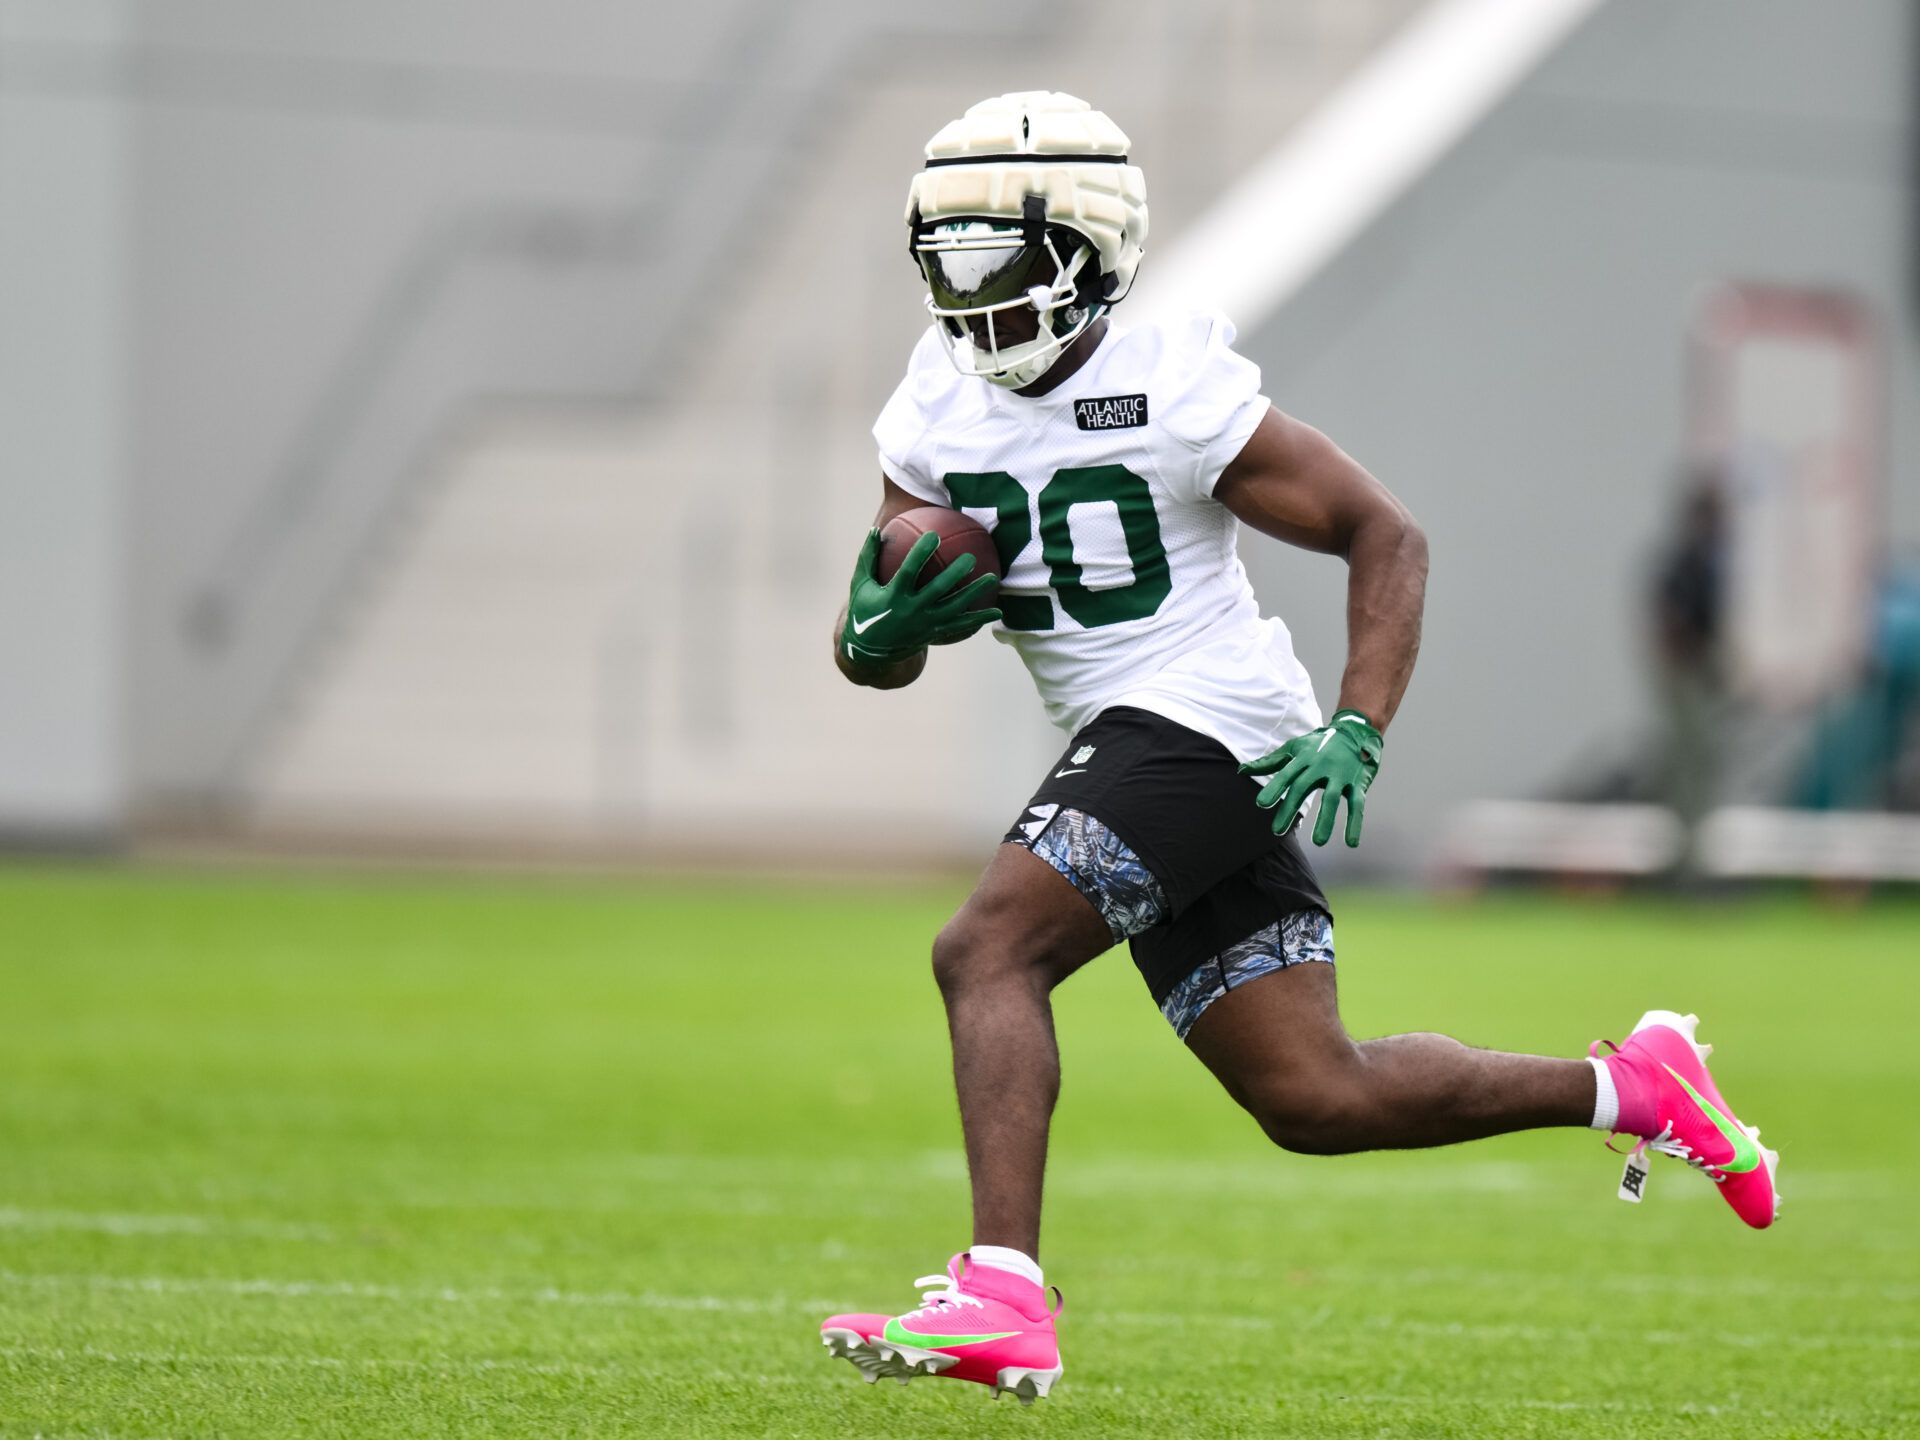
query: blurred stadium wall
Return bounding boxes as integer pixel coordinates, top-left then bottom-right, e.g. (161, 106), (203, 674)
(1142, 0), (1920, 877)
(1, 1), (128, 841)
(0, 0), (1913, 874)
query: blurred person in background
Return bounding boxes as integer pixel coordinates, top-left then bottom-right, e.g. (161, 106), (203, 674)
(1649, 469), (1728, 869)
(1795, 550), (1920, 811)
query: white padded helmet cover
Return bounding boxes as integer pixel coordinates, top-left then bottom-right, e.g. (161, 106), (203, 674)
(906, 91), (1148, 302)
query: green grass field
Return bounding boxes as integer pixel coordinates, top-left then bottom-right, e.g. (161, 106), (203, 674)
(1, 864), (1915, 1438)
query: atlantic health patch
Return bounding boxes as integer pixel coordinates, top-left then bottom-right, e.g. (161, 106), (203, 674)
(1073, 393), (1148, 431)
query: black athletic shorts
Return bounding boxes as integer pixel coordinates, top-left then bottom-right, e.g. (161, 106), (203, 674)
(1001, 706), (1334, 1039)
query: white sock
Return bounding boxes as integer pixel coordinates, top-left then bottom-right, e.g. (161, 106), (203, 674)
(1588, 1055), (1619, 1132)
(969, 1244), (1043, 1288)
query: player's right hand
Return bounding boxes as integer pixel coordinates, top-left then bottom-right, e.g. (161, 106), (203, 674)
(841, 529), (1002, 664)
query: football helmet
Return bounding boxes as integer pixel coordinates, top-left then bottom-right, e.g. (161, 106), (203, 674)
(905, 91), (1148, 388)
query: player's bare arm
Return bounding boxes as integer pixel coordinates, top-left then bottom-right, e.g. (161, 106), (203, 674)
(1215, 408), (1428, 730)
(1216, 409), (1428, 847)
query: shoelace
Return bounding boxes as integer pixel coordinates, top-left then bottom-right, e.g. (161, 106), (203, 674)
(1631, 1124), (1728, 1183)
(909, 1273), (984, 1318)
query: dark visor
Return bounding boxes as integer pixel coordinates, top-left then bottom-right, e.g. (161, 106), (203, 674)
(914, 222), (1061, 312)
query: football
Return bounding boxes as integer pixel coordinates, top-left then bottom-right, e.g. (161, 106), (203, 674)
(877, 506), (1002, 608)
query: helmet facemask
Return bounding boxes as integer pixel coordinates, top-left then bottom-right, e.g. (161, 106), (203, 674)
(912, 211), (1105, 390)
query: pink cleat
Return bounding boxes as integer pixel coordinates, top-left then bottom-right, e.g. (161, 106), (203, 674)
(1594, 1010), (1780, 1229)
(820, 1253), (1063, 1403)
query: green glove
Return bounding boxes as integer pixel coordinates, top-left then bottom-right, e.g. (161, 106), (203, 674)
(1240, 709), (1384, 847)
(841, 528), (1002, 664)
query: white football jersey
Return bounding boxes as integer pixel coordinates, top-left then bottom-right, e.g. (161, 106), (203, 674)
(873, 310), (1322, 762)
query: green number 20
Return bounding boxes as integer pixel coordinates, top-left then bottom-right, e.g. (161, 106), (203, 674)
(944, 465), (1170, 631)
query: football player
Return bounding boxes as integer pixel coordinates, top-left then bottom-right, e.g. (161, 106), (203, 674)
(822, 92), (1779, 1404)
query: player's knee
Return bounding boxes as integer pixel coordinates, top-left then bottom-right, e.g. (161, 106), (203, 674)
(929, 920), (973, 995)
(930, 912), (1045, 997)
(1243, 1074), (1370, 1156)
(929, 917), (1021, 998)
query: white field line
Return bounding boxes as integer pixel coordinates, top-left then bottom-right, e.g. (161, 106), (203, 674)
(2, 1269), (1911, 1353)
(0, 1342), (617, 1379)
(0, 1207), (333, 1242)
(1353, 1262), (1920, 1304)
(4, 1159), (1885, 1234)
(635, 1152), (1573, 1191)
(1099, 1308), (1915, 1354)
(1096, 1254), (1920, 1304)
(0, 1344), (822, 1391)
(1367, 1316), (1915, 1354)
(0, 1346), (1877, 1421)
(2, 1195), (1912, 1304)
(1287, 1390), (1787, 1421)
(603, 1152), (1895, 1203)
(0, 1269), (825, 1315)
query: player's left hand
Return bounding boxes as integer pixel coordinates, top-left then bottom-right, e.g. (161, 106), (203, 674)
(1240, 710), (1384, 847)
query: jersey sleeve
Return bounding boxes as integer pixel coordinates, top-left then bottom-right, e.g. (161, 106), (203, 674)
(1155, 311), (1271, 501)
(872, 334), (951, 505)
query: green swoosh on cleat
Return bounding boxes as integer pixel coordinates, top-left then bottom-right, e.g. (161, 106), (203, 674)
(1663, 1064), (1762, 1174)
(883, 1317), (1018, 1350)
